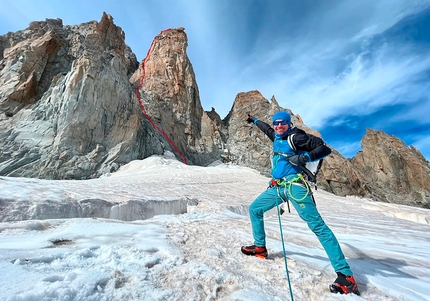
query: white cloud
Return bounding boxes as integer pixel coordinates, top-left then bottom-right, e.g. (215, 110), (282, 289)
(204, 0), (430, 125)
(331, 141), (362, 158)
(247, 28), (430, 129)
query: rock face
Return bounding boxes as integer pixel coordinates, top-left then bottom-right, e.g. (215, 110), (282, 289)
(350, 129), (430, 207)
(0, 14), (214, 179)
(223, 91), (285, 176)
(129, 28), (224, 165)
(317, 149), (369, 198)
(0, 14), (154, 179)
(0, 14), (429, 208)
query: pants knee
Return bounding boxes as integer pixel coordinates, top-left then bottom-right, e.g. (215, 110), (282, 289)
(307, 218), (327, 234)
(249, 204), (263, 218)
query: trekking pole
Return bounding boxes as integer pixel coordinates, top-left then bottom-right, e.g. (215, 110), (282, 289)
(276, 199), (295, 301)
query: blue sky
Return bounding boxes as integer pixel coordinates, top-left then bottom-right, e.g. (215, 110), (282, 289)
(1, 0), (430, 160)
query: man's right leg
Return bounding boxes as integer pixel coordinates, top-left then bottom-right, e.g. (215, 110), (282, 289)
(249, 187), (279, 246)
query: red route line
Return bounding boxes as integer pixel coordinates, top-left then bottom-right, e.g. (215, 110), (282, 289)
(135, 28), (188, 165)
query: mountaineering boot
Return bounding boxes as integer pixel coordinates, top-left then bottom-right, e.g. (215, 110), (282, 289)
(241, 245), (268, 259)
(329, 272), (360, 295)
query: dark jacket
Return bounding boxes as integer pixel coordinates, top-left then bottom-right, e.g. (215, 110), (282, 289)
(254, 120), (331, 178)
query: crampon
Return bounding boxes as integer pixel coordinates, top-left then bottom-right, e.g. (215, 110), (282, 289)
(241, 245), (268, 259)
(330, 272), (360, 295)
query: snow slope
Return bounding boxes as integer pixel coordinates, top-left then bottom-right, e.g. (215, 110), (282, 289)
(1, 154), (429, 301)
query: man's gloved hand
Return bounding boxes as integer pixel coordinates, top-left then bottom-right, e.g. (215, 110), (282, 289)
(246, 114), (256, 123)
(288, 153), (310, 166)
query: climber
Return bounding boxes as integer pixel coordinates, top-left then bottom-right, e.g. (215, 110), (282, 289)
(241, 111), (360, 295)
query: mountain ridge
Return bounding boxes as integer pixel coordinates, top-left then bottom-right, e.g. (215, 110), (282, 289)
(0, 13), (429, 208)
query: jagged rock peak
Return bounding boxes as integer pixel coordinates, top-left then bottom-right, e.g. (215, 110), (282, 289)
(130, 27), (224, 166)
(28, 18), (64, 30)
(130, 27), (190, 94)
(233, 91), (282, 113)
(206, 107), (222, 127)
(223, 91), (280, 175)
(351, 128), (430, 208)
(270, 95), (279, 106)
(0, 13), (143, 179)
(94, 12), (127, 56)
(226, 90), (273, 122)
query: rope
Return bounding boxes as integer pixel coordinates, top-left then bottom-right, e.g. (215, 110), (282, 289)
(277, 174), (310, 201)
(135, 29), (188, 165)
(276, 185), (291, 213)
(276, 197), (295, 301)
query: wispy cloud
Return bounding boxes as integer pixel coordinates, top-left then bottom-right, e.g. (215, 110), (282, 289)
(211, 1), (430, 159)
(331, 141), (363, 158)
(235, 3), (430, 125)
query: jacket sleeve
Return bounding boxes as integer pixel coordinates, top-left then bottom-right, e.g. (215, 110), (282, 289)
(254, 120), (275, 141)
(292, 130), (331, 161)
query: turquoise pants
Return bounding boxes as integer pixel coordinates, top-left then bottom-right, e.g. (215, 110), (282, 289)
(249, 175), (353, 276)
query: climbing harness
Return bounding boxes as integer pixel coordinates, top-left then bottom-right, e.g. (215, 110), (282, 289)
(269, 173), (313, 213)
(135, 29), (188, 165)
(274, 174), (310, 200)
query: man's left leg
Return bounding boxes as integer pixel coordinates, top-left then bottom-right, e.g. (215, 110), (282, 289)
(283, 182), (359, 294)
(283, 183), (353, 276)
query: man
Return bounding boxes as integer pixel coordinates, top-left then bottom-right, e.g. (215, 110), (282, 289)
(241, 111), (359, 295)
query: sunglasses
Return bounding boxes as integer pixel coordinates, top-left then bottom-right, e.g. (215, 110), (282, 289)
(273, 120), (288, 126)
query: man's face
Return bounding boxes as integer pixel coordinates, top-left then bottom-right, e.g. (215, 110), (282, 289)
(273, 119), (290, 135)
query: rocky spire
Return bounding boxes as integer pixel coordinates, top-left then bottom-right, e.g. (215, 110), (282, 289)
(130, 28), (224, 165)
